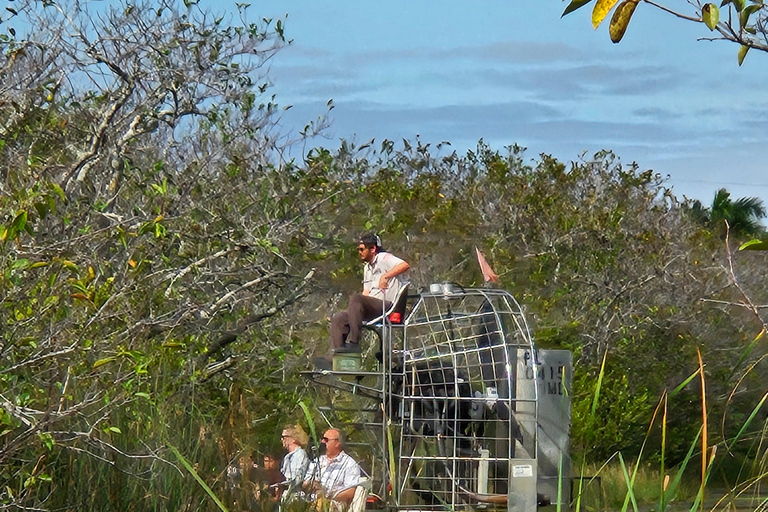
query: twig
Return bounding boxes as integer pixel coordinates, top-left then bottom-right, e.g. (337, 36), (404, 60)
(164, 248), (235, 298)
(58, 366), (71, 414)
(643, 0), (702, 22)
(723, 222), (768, 330)
(0, 343), (77, 374)
(209, 274), (275, 314)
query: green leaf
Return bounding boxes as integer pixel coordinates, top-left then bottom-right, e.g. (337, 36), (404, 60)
(593, 0), (621, 28)
(11, 210), (27, 232)
(61, 260), (79, 273)
(733, 0), (746, 11)
(50, 183), (66, 202)
(134, 392), (151, 399)
(93, 357), (116, 368)
(739, 238), (768, 250)
(590, 351), (608, 416)
(738, 44), (749, 65)
(34, 202), (49, 219)
(740, 3), (761, 27)
(609, 0), (639, 43)
(730, 391), (768, 447)
(107, 426), (122, 434)
(562, 0), (594, 17)
(702, 3), (720, 30)
(168, 443), (230, 512)
(662, 427), (702, 505)
(38, 432), (55, 450)
(11, 258), (30, 270)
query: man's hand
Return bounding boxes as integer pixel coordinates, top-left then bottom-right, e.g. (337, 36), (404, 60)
(378, 275), (389, 290)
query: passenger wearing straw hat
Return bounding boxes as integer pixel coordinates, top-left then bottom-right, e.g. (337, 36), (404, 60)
(280, 424), (310, 500)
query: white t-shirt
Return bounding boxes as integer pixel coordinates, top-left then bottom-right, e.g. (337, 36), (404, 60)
(363, 251), (407, 303)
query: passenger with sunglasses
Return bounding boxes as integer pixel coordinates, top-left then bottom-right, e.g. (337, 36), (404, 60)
(320, 233), (409, 367)
(303, 428), (361, 505)
(280, 424), (310, 500)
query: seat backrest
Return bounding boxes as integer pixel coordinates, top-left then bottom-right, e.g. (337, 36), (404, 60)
(364, 283), (409, 326)
(388, 283), (410, 322)
(348, 478), (371, 512)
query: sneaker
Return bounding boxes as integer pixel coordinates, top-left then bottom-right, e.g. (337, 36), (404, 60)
(311, 357), (333, 371)
(335, 343), (362, 354)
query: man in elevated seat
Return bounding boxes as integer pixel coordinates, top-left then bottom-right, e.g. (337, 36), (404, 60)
(327, 233), (409, 360)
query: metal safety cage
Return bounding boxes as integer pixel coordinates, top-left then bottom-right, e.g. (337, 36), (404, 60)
(393, 284), (540, 512)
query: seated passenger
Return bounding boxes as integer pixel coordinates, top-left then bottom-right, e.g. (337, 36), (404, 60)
(303, 428), (361, 506)
(280, 424), (310, 501)
(254, 452), (284, 501)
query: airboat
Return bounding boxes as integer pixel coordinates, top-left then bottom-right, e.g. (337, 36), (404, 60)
(304, 283), (572, 512)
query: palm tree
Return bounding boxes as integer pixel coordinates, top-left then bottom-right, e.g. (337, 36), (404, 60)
(687, 188), (767, 237)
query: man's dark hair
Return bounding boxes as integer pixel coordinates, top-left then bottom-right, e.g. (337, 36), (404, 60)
(359, 233), (382, 250)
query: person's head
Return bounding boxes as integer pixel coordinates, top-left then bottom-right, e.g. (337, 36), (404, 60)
(263, 453), (280, 470)
(358, 233), (382, 263)
(281, 424), (308, 451)
(320, 428), (344, 458)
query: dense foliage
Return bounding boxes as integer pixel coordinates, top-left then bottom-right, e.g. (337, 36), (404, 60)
(2, 1), (768, 510)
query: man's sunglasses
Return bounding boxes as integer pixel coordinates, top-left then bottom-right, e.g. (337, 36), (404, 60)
(321, 436), (339, 442)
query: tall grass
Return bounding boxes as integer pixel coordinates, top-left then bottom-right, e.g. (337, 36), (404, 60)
(571, 342), (768, 512)
(572, 349), (718, 512)
(29, 339), (310, 512)
(579, 460), (698, 511)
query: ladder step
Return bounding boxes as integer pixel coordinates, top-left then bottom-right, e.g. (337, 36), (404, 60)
(320, 424), (387, 433)
(301, 370), (385, 377)
(318, 407), (380, 413)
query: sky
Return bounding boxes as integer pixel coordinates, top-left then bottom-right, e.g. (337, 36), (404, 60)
(242, 0), (768, 208)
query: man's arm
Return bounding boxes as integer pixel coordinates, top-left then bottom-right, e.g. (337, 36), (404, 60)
(332, 486), (357, 504)
(378, 260), (410, 290)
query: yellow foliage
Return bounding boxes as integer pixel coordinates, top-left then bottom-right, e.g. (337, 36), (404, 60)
(592, 0), (621, 28)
